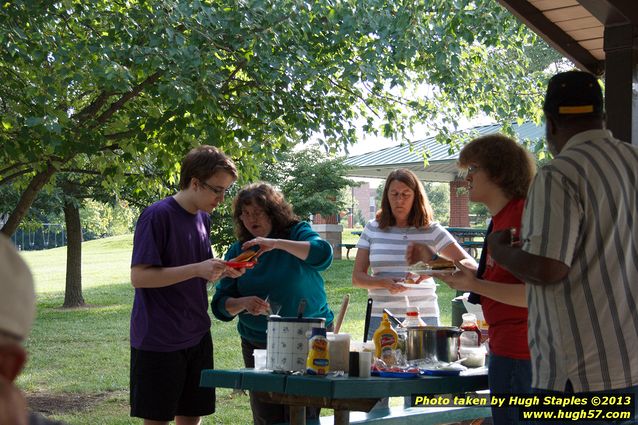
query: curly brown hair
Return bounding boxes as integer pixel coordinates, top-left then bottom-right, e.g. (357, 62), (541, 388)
(178, 145), (237, 189)
(232, 182), (300, 242)
(458, 133), (536, 199)
(376, 168), (434, 229)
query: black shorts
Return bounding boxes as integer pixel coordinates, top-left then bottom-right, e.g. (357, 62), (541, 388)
(130, 332), (215, 421)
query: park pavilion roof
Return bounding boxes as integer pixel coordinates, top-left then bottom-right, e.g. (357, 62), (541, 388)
(344, 121), (544, 182)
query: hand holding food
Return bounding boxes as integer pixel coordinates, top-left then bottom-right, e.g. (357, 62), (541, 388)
(222, 266), (245, 279)
(405, 242), (437, 265)
(409, 256), (456, 272)
(436, 261), (477, 291)
(401, 271), (422, 284)
(200, 259), (230, 281)
(230, 249), (260, 262)
(226, 249), (260, 269)
(424, 257), (456, 270)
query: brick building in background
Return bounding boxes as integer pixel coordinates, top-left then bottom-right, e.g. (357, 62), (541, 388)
(449, 180), (470, 227)
(348, 182), (376, 227)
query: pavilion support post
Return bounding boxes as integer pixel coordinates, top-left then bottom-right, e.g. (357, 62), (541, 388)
(603, 24), (638, 145)
(449, 180), (470, 228)
(312, 223), (343, 260)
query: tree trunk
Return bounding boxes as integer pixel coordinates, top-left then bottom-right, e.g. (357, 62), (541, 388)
(63, 199), (85, 308)
(0, 164), (57, 236)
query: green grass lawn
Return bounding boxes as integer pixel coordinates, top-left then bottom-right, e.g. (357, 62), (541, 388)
(19, 234), (456, 424)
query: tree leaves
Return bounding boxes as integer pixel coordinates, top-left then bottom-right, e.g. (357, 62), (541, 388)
(1, 0), (563, 236)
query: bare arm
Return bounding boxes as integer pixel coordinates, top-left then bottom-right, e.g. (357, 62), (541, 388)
(351, 248), (407, 294)
(406, 240), (477, 269)
(439, 241), (478, 268)
(438, 261), (526, 307)
(242, 237), (310, 260)
(487, 230), (569, 286)
(130, 259), (229, 288)
(224, 296), (271, 316)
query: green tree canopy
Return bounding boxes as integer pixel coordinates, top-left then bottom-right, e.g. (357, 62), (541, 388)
(2, 0), (558, 237)
(260, 147), (356, 220)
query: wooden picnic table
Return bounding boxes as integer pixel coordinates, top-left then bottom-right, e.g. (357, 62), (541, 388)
(200, 368), (489, 425)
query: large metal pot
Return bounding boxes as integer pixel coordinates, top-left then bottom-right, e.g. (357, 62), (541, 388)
(406, 326), (461, 363)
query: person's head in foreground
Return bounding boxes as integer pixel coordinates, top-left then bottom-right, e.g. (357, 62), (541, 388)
(0, 234), (37, 425)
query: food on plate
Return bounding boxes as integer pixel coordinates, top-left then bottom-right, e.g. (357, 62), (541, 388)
(226, 249), (260, 268)
(410, 258), (456, 271)
(402, 272), (420, 284)
(230, 250), (259, 262)
(428, 258), (456, 270)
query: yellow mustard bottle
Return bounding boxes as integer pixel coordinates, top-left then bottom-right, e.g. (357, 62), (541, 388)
(306, 327), (330, 375)
(373, 313), (398, 365)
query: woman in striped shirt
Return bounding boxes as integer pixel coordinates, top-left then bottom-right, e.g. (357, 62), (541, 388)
(352, 168), (474, 340)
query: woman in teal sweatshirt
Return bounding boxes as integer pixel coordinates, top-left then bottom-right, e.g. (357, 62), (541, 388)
(211, 182), (334, 425)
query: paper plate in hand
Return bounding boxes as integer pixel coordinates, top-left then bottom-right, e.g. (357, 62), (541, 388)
(406, 268), (457, 276)
(225, 261), (257, 269)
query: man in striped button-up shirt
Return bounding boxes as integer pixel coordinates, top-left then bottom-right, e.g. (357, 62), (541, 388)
(488, 71), (637, 424)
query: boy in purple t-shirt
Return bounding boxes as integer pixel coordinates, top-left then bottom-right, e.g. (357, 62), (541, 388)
(130, 146), (242, 425)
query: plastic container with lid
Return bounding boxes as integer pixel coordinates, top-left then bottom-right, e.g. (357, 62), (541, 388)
(459, 345), (487, 368)
(459, 313), (481, 348)
(306, 327), (330, 375)
(327, 332), (350, 372)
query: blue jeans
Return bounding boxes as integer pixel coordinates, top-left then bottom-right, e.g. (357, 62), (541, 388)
(531, 383), (638, 425)
(489, 354), (532, 425)
(366, 315), (438, 341)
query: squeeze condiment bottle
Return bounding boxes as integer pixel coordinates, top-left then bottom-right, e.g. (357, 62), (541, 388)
(306, 327), (330, 375)
(401, 306), (427, 327)
(373, 313), (398, 365)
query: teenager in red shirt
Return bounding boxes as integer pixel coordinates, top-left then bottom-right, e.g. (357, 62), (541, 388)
(407, 133), (536, 425)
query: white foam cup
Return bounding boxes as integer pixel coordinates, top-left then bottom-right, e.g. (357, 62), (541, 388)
(359, 351), (372, 378)
(253, 349), (267, 370)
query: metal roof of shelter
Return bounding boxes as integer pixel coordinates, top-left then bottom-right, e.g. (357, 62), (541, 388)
(344, 122), (544, 182)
